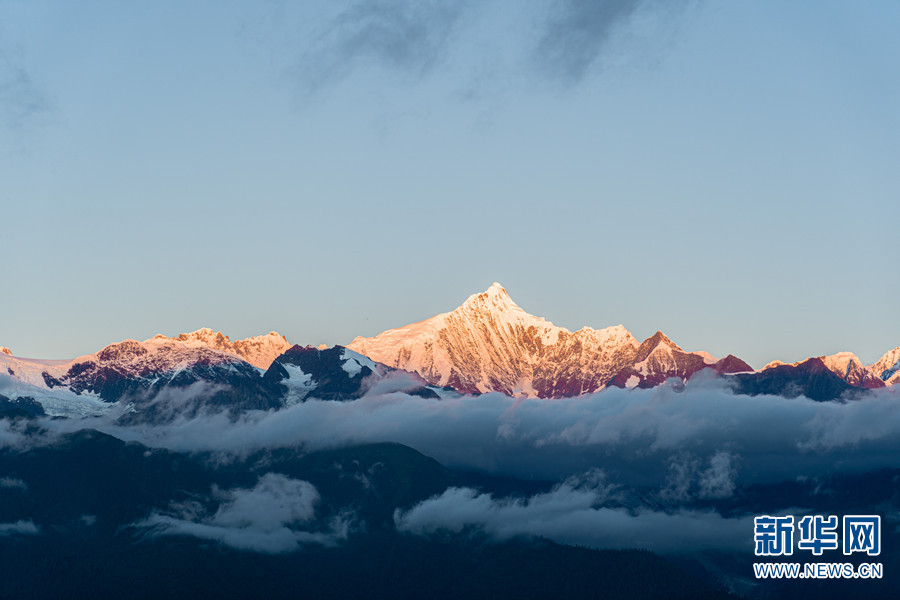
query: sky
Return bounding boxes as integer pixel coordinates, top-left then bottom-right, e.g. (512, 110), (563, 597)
(0, 0), (898, 367)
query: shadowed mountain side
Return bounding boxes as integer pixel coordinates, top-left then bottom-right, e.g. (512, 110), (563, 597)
(726, 358), (863, 402)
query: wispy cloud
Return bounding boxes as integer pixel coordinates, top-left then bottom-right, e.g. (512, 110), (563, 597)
(534, 0), (645, 84)
(0, 66), (48, 128)
(294, 0), (468, 93)
(0, 27), (50, 134)
(660, 450), (738, 502)
(264, 0), (697, 102)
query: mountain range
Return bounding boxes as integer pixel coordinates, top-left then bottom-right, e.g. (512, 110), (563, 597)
(3, 284), (900, 600)
(1, 283), (898, 418)
(347, 283), (898, 398)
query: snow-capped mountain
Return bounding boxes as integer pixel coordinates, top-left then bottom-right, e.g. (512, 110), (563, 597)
(871, 347), (900, 386)
(2, 287), (894, 414)
(348, 283), (748, 398)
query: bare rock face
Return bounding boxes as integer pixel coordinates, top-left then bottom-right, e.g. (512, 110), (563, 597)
(348, 283), (745, 398)
(0, 347), (11, 356)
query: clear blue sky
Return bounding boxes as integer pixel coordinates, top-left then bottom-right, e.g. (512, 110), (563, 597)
(1, 0), (898, 367)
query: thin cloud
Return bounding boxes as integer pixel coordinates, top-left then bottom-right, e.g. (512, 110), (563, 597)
(132, 473), (350, 553)
(533, 0), (699, 85)
(0, 520), (39, 536)
(265, 0), (698, 104)
(0, 417), (30, 450)
(295, 0), (468, 93)
(698, 451), (737, 499)
(0, 66), (48, 128)
(659, 451), (738, 502)
(535, 0), (643, 83)
(0, 27), (50, 133)
(0, 476), (27, 491)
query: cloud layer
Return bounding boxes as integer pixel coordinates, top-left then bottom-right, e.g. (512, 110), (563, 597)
(9, 374), (900, 554)
(45, 376), (898, 492)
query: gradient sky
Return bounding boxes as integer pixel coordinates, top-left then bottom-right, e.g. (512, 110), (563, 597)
(1, 0), (898, 367)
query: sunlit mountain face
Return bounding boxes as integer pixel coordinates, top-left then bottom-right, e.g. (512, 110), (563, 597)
(2, 284), (900, 599)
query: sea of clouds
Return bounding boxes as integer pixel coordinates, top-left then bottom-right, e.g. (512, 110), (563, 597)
(3, 373), (899, 553)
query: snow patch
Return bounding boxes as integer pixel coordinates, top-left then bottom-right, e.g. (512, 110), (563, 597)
(340, 349), (377, 378)
(280, 364), (315, 406)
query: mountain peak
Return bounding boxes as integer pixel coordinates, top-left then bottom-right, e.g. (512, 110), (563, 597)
(1, 347), (11, 356)
(486, 282), (508, 295)
(460, 282), (515, 308)
(640, 331), (682, 353)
